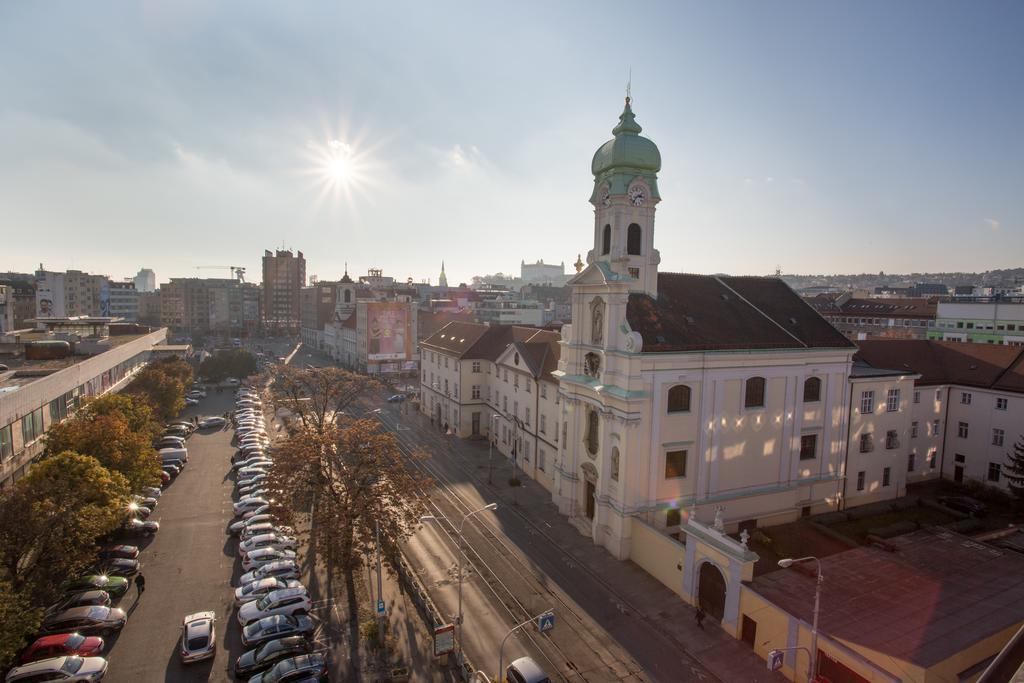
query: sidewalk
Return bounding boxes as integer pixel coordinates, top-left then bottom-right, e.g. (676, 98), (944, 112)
(401, 405), (785, 683)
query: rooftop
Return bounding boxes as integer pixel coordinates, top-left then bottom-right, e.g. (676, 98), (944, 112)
(753, 528), (1024, 667)
(421, 322), (560, 376)
(627, 273), (855, 353)
(854, 339), (1024, 392)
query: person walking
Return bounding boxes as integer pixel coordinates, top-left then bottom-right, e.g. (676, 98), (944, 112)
(135, 573), (146, 597)
(695, 604), (705, 630)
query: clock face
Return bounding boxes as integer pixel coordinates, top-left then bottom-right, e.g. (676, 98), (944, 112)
(629, 186), (646, 206)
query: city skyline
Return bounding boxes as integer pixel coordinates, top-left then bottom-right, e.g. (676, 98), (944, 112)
(2, 2), (1022, 286)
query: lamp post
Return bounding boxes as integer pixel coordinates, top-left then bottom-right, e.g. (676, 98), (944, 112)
(488, 413), (500, 484)
(421, 501), (497, 667)
(778, 556), (823, 682)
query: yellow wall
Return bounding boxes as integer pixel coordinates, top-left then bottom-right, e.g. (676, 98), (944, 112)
(629, 519), (687, 601)
(926, 621), (1022, 683)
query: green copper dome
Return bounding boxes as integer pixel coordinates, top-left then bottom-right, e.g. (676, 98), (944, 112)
(591, 99), (662, 176)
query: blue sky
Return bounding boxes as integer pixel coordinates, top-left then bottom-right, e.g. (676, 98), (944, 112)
(1, 1), (1021, 286)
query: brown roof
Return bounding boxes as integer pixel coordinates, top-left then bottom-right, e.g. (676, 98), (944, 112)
(627, 273), (855, 353)
(508, 330), (561, 380)
(752, 528), (1024, 667)
(813, 297), (938, 319)
(420, 323), (560, 372)
(855, 339), (1024, 392)
(418, 310), (475, 340)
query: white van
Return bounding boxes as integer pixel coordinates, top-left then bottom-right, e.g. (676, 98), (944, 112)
(159, 447), (188, 464)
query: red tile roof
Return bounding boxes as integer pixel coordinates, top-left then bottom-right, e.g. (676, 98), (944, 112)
(855, 339), (1024, 392)
(752, 528), (1024, 667)
(420, 323), (560, 376)
(627, 273), (855, 352)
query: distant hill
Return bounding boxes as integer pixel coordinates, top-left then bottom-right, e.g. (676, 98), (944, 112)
(779, 268), (1024, 292)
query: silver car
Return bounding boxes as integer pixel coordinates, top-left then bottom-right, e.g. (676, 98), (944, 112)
(179, 611), (216, 663)
(5, 656), (108, 682)
(234, 577), (304, 605)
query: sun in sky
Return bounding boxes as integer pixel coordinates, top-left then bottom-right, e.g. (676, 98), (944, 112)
(303, 124), (383, 213)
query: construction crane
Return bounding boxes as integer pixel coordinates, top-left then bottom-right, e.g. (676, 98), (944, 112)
(195, 265), (247, 283)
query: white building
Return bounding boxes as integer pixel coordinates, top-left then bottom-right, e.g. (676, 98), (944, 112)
(133, 268), (156, 293)
(108, 281), (139, 321)
(521, 259), (569, 286)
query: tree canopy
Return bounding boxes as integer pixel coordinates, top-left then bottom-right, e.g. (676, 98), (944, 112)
(45, 411), (161, 492)
(125, 358), (191, 420)
(199, 349), (257, 382)
(271, 365), (381, 435)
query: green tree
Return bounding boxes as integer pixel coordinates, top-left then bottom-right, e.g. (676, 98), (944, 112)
(0, 578), (42, 671)
(45, 413), (161, 491)
(199, 349), (257, 382)
(79, 393), (159, 441)
(0, 452), (129, 603)
(126, 363), (187, 421)
(1004, 436), (1024, 501)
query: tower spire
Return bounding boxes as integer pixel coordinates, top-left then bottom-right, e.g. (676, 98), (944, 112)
(438, 261), (448, 288)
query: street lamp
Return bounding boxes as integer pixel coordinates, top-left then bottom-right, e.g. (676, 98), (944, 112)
(778, 556), (823, 682)
(421, 501), (498, 667)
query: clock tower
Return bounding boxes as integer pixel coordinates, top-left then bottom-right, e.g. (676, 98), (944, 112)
(588, 97), (662, 297)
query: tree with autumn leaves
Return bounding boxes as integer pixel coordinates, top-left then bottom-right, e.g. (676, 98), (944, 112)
(125, 357), (192, 421)
(267, 367), (431, 654)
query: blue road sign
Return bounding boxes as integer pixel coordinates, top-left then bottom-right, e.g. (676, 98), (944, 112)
(536, 611), (555, 633)
(767, 649), (784, 672)
(377, 599), (386, 616)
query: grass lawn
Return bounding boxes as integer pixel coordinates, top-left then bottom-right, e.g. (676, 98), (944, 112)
(828, 506), (957, 542)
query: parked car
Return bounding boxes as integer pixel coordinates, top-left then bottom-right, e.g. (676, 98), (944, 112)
(140, 486), (162, 499)
(234, 458), (272, 471)
(237, 588), (311, 626)
(132, 496), (159, 509)
(184, 397), (200, 406)
(39, 606), (127, 637)
(19, 633), (105, 665)
(61, 576), (129, 599)
(126, 503), (152, 519)
(92, 557), (139, 577)
(198, 416), (226, 429)
(938, 496), (988, 517)
(235, 578), (304, 606)
(241, 504), (273, 520)
(247, 653), (327, 683)
(238, 486), (270, 500)
(119, 518), (160, 537)
(160, 470), (172, 485)
(239, 534), (297, 558)
(162, 464), (182, 478)
(180, 611), (217, 663)
(166, 420), (196, 433)
(507, 656), (551, 683)
(242, 548), (297, 572)
(5, 655), (108, 682)
(230, 514), (274, 535)
(386, 394), (406, 403)
(237, 560), (301, 587)
(234, 497), (272, 516)
(233, 636), (313, 678)
(237, 474), (267, 488)
(239, 614), (315, 649)
(155, 436), (186, 450)
(45, 591), (111, 618)
(240, 523), (281, 541)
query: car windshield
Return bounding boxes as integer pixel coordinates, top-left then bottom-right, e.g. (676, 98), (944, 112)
(65, 633), (86, 648)
(255, 594), (273, 610)
(61, 656), (85, 674)
(255, 638), (283, 661)
(87, 607), (107, 619)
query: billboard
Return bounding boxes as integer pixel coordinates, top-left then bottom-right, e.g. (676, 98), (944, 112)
(35, 272), (65, 319)
(367, 302), (411, 361)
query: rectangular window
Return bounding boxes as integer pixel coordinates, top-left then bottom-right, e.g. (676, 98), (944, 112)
(935, 389), (942, 402)
(929, 449), (937, 469)
(860, 391), (875, 415)
(955, 453), (965, 463)
(541, 384), (547, 399)
(525, 407), (531, 426)
(799, 434), (817, 460)
(882, 467), (891, 487)
(444, 379), (449, 394)
(744, 377), (766, 408)
(907, 452), (915, 472)
(562, 422), (567, 448)
(538, 448), (546, 472)
(539, 414), (547, 434)
(933, 419), (941, 436)
(471, 361), (480, 373)
(444, 357), (449, 368)
(913, 390), (921, 404)
(993, 428), (1005, 447)
(856, 471), (866, 491)
(911, 421), (919, 438)
(514, 374), (519, 389)
(961, 391), (972, 405)
(503, 396), (508, 411)
(886, 389), (900, 412)
(859, 433), (874, 453)
(885, 430), (899, 449)
(997, 397), (1008, 411)
(453, 384), (458, 399)
(472, 385), (480, 400)
(0, 424), (12, 461)
(958, 421), (969, 438)
(513, 400), (518, 418)
(988, 462), (1002, 483)
(665, 450), (688, 479)
(666, 508), (682, 527)
(526, 381), (531, 393)
(503, 369), (508, 382)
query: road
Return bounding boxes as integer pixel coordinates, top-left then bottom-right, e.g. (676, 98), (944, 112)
(104, 386), (350, 681)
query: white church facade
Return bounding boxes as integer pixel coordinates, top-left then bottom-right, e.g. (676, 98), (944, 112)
(551, 98), (859, 560)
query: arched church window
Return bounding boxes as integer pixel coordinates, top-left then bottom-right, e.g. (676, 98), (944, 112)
(586, 409), (599, 456)
(601, 225), (611, 255)
(627, 223), (642, 255)
(610, 447), (620, 481)
(344, 290), (351, 303)
(744, 376), (766, 408)
(667, 385), (691, 413)
(803, 376), (821, 403)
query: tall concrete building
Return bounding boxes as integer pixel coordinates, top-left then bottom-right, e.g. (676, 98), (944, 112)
(108, 281), (139, 321)
(159, 278), (258, 336)
(34, 268), (110, 320)
(133, 268), (156, 293)
(261, 249), (305, 333)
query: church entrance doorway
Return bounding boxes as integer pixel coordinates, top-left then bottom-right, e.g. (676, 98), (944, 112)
(697, 562), (727, 622)
(585, 480), (596, 520)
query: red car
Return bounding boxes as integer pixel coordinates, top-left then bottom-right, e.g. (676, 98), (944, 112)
(20, 632), (105, 664)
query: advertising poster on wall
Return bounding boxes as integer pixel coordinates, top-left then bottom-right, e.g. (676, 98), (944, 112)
(34, 272), (65, 319)
(367, 302), (411, 361)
